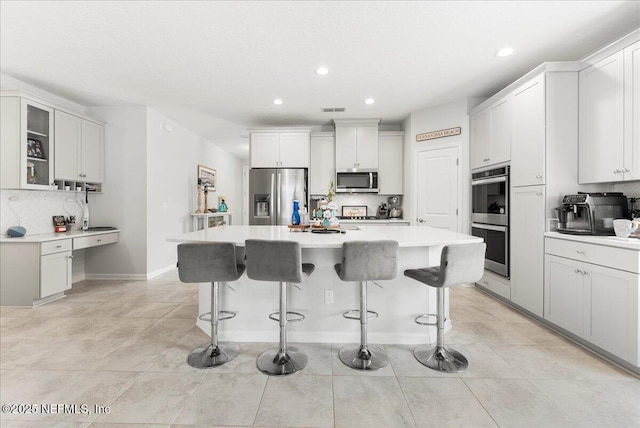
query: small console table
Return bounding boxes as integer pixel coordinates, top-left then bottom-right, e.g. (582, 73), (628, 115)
(190, 212), (233, 231)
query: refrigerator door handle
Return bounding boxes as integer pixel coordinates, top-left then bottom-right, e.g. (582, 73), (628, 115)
(270, 173), (276, 225)
(276, 173), (282, 225)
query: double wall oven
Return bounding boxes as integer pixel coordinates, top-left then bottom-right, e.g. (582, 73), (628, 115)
(471, 166), (509, 277)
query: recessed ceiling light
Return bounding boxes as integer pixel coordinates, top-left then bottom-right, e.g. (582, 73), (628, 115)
(316, 67), (329, 75)
(364, 98), (375, 105)
(273, 98), (283, 105)
(495, 47), (514, 57)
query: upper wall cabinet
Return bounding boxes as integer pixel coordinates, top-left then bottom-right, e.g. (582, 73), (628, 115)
(378, 131), (404, 195)
(579, 40), (640, 183)
(250, 129), (310, 168)
(1, 96), (55, 190)
(470, 98), (511, 170)
(334, 119), (380, 170)
(511, 74), (545, 187)
(55, 110), (104, 183)
(309, 132), (335, 195)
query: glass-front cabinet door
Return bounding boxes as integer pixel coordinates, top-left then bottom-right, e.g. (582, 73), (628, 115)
(21, 98), (54, 189)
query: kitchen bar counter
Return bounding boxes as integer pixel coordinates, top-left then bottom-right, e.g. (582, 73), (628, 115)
(167, 225), (481, 344)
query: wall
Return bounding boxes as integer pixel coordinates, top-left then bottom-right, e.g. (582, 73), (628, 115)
(145, 109), (244, 275)
(85, 106), (149, 279)
(403, 99), (471, 232)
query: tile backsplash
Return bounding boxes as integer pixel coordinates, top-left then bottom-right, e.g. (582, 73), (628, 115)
(613, 181), (640, 199)
(1, 189), (86, 236)
(311, 193), (403, 218)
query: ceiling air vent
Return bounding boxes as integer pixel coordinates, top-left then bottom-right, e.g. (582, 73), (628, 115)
(322, 107), (346, 113)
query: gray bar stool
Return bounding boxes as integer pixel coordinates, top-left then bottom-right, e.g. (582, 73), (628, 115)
(334, 240), (399, 371)
(177, 242), (245, 368)
(245, 239), (315, 376)
(404, 242), (486, 372)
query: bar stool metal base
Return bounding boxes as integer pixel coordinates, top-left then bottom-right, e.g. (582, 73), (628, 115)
(187, 343), (240, 368)
(257, 347), (308, 376)
(414, 344), (468, 372)
(339, 344), (388, 371)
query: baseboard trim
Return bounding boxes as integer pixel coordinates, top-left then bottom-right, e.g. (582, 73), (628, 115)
(146, 264), (176, 280)
(84, 273), (148, 281)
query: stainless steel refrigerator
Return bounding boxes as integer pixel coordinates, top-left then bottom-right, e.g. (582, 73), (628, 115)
(249, 168), (307, 225)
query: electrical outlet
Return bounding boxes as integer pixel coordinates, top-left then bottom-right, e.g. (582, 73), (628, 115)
(324, 289), (334, 304)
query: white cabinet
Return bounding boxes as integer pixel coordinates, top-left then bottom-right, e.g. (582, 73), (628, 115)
(334, 120), (380, 169)
(309, 132), (335, 195)
(0, 96), (55, 190)
(250, 131), (310, 168)
(470, 98), (511, 170)
(40, 250), (72, 298)
(378, 131), (404, 195)
(511, 75), (545, 186)
(55, 110), (104, 183)
(544, 237), (640, 367)
(544, 254), (586, 336)
(489, 98), (512, 166)
(579, 41), (640, 183)
(0, 239), (72, 306)
(510, 185), (545, 316)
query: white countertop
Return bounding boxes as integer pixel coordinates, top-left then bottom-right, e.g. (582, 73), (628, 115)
(167, 225), (480, 249)
(545, 231), (640, 251)
(1, 229), (120, 243)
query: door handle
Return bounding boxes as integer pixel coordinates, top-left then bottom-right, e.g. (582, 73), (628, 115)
(418, 218), (425, 223)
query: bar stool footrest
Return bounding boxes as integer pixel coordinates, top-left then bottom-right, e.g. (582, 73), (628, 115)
(268, 311), (305, 323)
(343, 309), (379, 320)
(198, 310), (237, 323)
(414, 313), (439, 326)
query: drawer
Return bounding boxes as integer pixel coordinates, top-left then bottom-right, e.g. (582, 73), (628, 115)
(73, 232), (119, 250)
(41, 239), (72, 255)
(545, 237), (640, 274)
(476, 271), (511, 300)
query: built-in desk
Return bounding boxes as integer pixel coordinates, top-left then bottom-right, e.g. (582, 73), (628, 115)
(0, 229), (119, 306)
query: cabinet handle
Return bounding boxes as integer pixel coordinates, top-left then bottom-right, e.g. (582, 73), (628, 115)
(56, 245), (62, 248)
(536, 175), (542, 179)
(483, 281), (489, 285)
(623, 168), (630, 173)
(574, 268), (580, 274)
(614, 169), (621, 174)
(483, 158), (490, 162)
(97, 239), (102, 242)
(576, 250), (585, 255)
(68, 255), (73, 259)
(535, 192), (542, 196)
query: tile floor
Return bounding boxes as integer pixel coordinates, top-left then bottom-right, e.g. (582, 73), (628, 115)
(1, 271), (639, 428)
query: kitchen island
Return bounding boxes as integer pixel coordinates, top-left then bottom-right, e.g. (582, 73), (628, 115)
(167, 225), (481, 344)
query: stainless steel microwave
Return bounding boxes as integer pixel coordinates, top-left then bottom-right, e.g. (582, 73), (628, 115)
(336, 169), (379, 193)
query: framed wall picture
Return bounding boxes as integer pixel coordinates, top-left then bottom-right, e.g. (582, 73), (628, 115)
(198, 164), (216, 190)
(27, 138), (45, 159)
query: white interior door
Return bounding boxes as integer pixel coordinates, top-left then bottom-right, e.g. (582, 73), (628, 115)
(415, 146), (459, 231)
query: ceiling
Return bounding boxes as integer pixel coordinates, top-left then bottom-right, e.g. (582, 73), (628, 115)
(1, 1), (639, 159)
